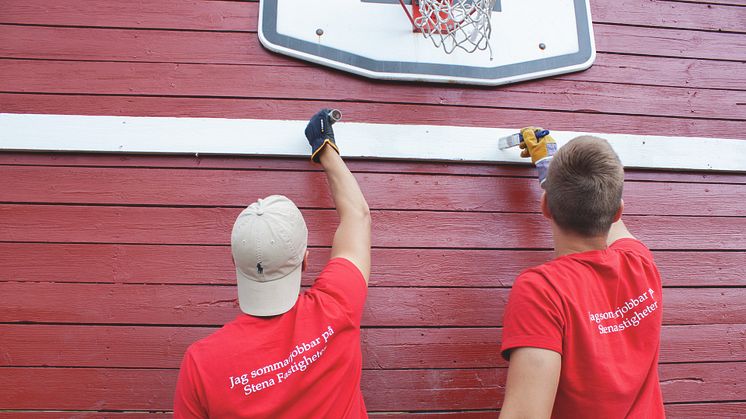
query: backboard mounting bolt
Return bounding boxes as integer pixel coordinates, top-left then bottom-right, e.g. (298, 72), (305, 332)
(316, 28), (324, 36)
(539, 43), (546, 50)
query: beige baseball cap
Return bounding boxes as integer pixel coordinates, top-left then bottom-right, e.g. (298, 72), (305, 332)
(231, 195), (308, 316)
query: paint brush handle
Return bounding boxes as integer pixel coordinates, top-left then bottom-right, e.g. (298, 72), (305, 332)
(498, 129), (550, 150)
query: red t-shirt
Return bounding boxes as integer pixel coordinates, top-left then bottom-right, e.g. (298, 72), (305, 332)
(174, 258), (368, 418)
(501, 239), (664, 418)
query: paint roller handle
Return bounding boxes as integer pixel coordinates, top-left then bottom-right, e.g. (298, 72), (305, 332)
(305, 108), (341, 163)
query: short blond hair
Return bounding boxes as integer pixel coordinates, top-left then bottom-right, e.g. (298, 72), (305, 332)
(545, 136), (624, 237)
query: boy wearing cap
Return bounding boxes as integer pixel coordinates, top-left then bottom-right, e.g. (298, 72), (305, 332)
(174, 110), (371, 418)
(499, 130), (665, 418)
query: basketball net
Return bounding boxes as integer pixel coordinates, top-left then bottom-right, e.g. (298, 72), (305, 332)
(400, 0), (497, 58)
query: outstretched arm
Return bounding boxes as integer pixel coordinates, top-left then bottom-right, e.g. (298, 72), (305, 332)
(319, 149), (371, 283)
(305, 109), (371, 283)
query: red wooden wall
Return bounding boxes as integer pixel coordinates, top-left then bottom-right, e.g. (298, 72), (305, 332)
(1, 0), (745, 417)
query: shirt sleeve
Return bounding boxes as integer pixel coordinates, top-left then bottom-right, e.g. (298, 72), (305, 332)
(311, 257), (368, 325)
(173, 349), (208, 419)
(610, 238), (654, 261)
(501, 270), (565, 361)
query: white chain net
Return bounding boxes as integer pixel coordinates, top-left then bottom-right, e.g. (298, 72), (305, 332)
(414, 0), (497, 57)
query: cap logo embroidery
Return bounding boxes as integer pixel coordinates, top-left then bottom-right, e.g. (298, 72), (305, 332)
(256, 262), (264, 274)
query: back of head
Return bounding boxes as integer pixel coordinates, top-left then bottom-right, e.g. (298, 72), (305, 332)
(544, 136), (624, 237)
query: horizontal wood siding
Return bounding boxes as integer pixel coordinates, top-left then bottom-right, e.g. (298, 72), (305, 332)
(1, 0), (744, 417)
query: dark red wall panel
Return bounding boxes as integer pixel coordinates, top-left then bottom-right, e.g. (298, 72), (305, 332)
(1, 0), (745, 416)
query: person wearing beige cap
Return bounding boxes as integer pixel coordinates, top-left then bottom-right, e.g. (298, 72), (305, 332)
(174, 109), (371, 418)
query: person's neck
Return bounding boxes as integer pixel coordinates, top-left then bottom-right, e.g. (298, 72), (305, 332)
(552, 223), (608, 257)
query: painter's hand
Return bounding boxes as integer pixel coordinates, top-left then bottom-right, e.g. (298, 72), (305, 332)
(305, 109), (340, 163)
(519, 127), (556, 187)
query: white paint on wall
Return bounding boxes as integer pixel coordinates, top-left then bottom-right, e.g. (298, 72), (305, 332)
(0, 113), (744, 172)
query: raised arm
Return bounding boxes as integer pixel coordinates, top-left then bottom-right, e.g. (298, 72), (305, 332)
(320, 150), (371, 282)
(305, 109), (371, 283)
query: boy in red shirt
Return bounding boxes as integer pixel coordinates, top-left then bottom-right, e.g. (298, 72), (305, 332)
(174, 109), (371, 418)
(500, 130), (665, 418)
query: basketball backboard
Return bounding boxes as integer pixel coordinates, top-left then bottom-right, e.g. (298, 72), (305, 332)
(258, 0), (595, 86)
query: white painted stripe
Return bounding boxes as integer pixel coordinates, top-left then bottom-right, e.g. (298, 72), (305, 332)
(1, 113), (744, 172)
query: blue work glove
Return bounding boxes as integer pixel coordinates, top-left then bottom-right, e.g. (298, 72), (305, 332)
(305, 109), (340, 163)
